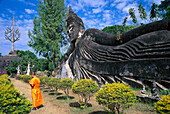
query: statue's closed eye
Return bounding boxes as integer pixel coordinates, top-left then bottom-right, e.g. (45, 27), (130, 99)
(69, 24), (74, 32)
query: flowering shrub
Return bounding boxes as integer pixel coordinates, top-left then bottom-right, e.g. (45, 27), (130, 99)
(0, 75), (32, 113)
(0, 69), (7, 75)
(72, 79), (99, 108)
(154, 94), (170, 114)
(96, 82), (136, 114)
(60, 78), (74, 99)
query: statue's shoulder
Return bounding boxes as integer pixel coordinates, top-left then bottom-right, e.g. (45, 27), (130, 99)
(85, 28), (113, 35)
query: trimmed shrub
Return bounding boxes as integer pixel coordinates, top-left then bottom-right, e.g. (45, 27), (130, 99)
(47, 78), (60, 91)
(72, 79), (99, 108)
(0, 75), (32, 113)
(41, 76), (50, 89)
(17, 75), (32, 83)
(60, 78), (74, 99)
(96, 82), (136, 114)
(154, 94), (170, 114)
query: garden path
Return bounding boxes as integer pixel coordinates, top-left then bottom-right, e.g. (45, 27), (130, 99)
(10, 78), (71, 114)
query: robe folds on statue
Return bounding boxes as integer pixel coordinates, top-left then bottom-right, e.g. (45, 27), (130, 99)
(29, 76), (44, 108)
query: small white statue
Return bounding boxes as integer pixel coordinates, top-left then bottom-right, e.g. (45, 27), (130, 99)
(26, 62), (31, 75)
(16, 65), (21, 75)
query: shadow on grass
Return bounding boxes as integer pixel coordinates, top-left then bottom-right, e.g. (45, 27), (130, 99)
(69, 102), (92, 108)
(56, 96), (74, 100)
(49, 90), (55, 92)
(43, 90), (49, 92)
(89, 111), (108, 114)
(48, 92), (63, 96)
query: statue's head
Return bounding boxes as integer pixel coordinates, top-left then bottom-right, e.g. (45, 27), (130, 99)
(66, 6), (85, 42)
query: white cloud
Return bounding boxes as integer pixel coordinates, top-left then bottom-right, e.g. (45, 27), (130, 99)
(122, 3), (138, 13)
(146, 0), (162, 4)
(116, 2), (127, 10)
(18, 0), (36, 6)
(25, 9), (37, 14)
(68, 0), (108, 12)
(111, 3), (116, 7)
(92, 7), (102, 14)
(7, 9), (15, 14)
(79, 0), (108, 7)
(1, 14), (5, 17)
(19, 15), (23, 18)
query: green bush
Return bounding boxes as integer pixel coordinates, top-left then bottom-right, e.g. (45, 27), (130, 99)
(47, 78), (60, 91)
(17, 75), (32, 83)
(154, 94), (170, 114)
(72, 79), (99, 108)
(41, 76), (50, 89)
(0, 75), (32, 113)
(60, 78), (74, 99)
(96, 82), (136, 114)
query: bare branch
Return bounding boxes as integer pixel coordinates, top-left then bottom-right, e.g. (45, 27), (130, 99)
(14, 28), (20, 42)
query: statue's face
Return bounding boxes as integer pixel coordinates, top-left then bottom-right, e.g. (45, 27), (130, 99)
(66, 20), (84, 42)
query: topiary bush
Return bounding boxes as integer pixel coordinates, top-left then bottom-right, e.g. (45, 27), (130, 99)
(0, 75), (32, 113)
(72, 79), (99, 108)
(60, 78), (74, 99)
(154, 94), (170, 114)
(96, 82), (136, 114)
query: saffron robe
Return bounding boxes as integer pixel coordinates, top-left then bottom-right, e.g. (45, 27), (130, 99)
(29, 76), (44, 108)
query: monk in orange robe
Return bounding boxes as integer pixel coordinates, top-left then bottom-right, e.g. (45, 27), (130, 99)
(29, 75), (44, 110)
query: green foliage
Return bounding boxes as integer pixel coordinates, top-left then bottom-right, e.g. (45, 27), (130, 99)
(163, 5), (170, 19)
(28, 0), (68, 70)
(5, 61), (19, 76)
(129, 8), (138, 24)
(154, 94), (170, 114)
(96, 82), (136, 114)
(72, 79), (99, 108)
(122, 17), (128, 32)
(0, 52), (1, 56)
(102, 25), (139, 35)
(159, 89), (170, 96)
(41, 76), (51, 89)
(0, 75), (32, 113)
(60, 78), (74, 99)
(47, 78), (60, 91)
(17, 75), (32, 83)
(150, 3), (160, 21)
(159, 0), (170, 19)
(138, 3), (147, 24)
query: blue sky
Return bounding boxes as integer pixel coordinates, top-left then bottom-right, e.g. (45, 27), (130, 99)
(0, 0), (162, 57)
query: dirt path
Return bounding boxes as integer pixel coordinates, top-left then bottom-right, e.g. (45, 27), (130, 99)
(10, 78), (71, 114)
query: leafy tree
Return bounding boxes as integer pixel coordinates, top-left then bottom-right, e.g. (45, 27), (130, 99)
(138, 3), (147, 24)
(150, 3), (159, 21)
(159, 0), (170, 19)
(28, 0), (68, 71)
(17, 50), (37, 60)
(102, 25), (139, 35)
(0, 52), (1, 57)
(129, 8), (138, 24)
(164, 6), (170, 19)
(122, 17), (128, 32)
(60, 78), (74, 100)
